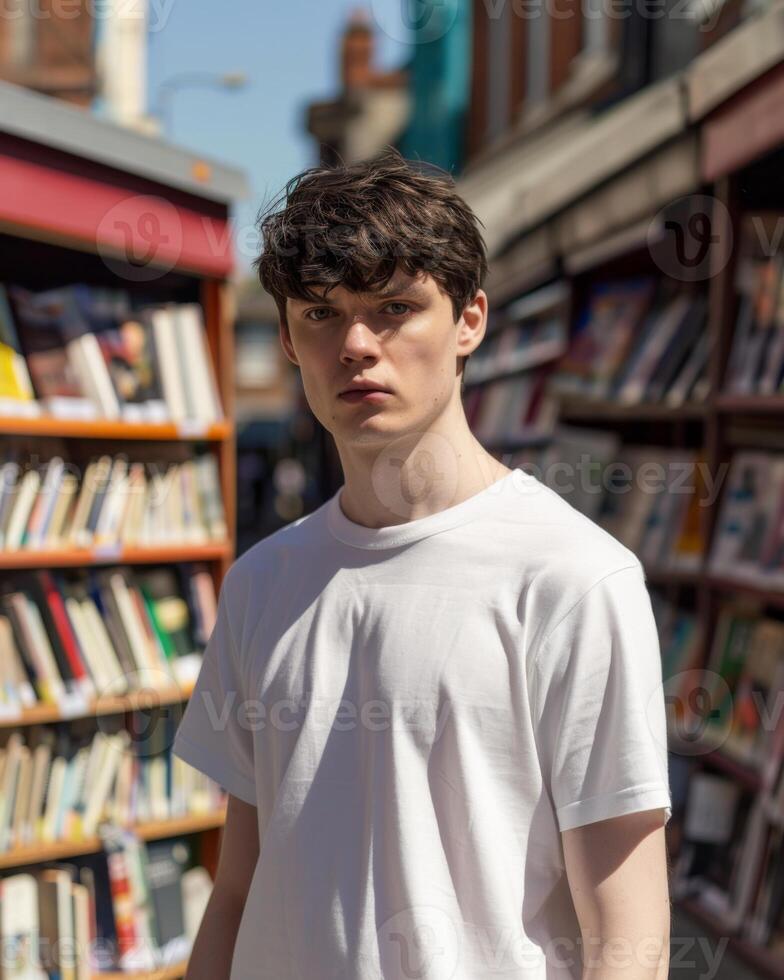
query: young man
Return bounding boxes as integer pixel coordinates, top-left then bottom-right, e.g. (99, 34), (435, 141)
(172, 148), (672, 979)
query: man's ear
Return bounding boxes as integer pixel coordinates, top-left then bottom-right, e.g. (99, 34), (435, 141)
(456, 289), (488, 360)
(279, 317), (299, 366)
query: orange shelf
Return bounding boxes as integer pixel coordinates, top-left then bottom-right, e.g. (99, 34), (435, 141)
(92, 962), (188, 980)
(0, 682), (194, 729)
(714, 395), (784, 415)
(93, 962), (188, 980)
(0, 808), (227, 870)
(0, 415), (233, 441)
(0, 542), (232, 569)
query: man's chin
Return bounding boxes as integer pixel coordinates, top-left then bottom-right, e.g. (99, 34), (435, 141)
(333, 415), (406, 446)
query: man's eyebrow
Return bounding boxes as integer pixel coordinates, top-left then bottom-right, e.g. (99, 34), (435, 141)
(373, 280), (429, 299)
(291, 281), (429, 305)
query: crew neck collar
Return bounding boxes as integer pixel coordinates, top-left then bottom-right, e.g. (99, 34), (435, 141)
(326, 468), (521, 550)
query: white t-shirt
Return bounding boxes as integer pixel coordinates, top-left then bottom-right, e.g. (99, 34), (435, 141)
(172, 467), (672, 980)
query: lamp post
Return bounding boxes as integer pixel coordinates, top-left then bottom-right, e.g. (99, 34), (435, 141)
(155, 71), (248, 138)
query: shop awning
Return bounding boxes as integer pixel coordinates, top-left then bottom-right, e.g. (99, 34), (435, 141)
(688, 0), (784, 122)
(459, 76), (687, 259)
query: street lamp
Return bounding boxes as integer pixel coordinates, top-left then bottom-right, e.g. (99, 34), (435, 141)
(155, 71), (248, 138)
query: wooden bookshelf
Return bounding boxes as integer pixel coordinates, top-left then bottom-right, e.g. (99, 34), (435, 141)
(556, 394), (710, 422)
(0, 681), (194, 729)
(642, 564), (784, 608)
(0, 93), (244, 975)
(714, 395), (784, 415)
(94, 963), (188, 980)
(0, 415), (233, 441)
(472, 142), (784, 973)
(0, 542), (232, 570)
(0, 808), (227, 871)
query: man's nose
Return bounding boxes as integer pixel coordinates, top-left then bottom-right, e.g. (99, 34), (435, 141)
(340, 315), (379, 359)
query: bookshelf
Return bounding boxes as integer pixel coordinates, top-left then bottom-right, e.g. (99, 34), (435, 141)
(0, 808), (227, 872)
(0, 85), (247, 976)
(96, 964), (188, 980)
(469, 145), (784, 976)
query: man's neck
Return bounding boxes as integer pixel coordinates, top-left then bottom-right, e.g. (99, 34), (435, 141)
(336, 425), (512, 530)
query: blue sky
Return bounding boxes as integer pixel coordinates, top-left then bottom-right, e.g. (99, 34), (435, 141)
(147, 0), (411, 275)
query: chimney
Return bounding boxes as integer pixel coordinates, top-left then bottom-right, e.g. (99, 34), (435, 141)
(341, 8), (374, 89)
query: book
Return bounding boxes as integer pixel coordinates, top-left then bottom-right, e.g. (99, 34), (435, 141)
(8, 286), (98, 419)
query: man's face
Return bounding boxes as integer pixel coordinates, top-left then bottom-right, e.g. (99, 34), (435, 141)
(281, 269), (480, 447)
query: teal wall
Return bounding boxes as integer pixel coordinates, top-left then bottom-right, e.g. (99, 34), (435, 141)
(397, 0), (472, 175)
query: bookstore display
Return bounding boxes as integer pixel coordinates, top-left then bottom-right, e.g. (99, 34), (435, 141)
(0, 284), (224, 428)
(467, 176), (784, 974)
(462, 280), (569, 447)
(0, 128), (240, 976)
(0, 271), (233, 975)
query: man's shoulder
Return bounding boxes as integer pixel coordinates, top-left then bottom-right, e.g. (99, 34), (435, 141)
(502, 471), (641, 567)
(223, 497), (332, 588)
(501, 471), (645, 604)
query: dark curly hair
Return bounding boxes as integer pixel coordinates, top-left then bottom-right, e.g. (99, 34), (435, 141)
(253, 147), (488, 330)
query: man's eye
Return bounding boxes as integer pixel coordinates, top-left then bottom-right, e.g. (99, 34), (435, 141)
(384, 302), (410, 315)
(305, 308), (333, 321)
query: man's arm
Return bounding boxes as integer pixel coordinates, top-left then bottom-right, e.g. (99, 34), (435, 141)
(562, 808), (671, 980)
(185, 793), (260, 979)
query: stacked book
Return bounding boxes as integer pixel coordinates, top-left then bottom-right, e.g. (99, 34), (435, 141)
(671, 766), (784, 956)
(724, 217), (784, 396)
(0, 564), (217, 715)
(463, 289), (569, 386)
(697, 605), (784, 769)
(668, 597), (784, 953)
(649, 588), (704, 721)
(0, 830), (215, 974)
(549, 277), (709, 406)
(0, 716), (226, 856)
(0, 450), (227, 553)
(0, 283), (223, 424)
(464, 371), (560, 444)
(709, 451), (784, 586)
(519, 428), (708, 572)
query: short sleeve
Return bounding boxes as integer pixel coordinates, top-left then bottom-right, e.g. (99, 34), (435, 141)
(530, 563), (672, 832)
(171, 573), (257, 806)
